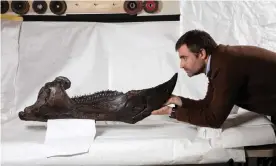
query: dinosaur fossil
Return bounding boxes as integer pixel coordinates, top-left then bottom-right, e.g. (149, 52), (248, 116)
(18, 73), (178, 124)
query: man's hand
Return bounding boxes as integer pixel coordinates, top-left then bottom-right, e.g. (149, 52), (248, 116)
(151, 105), (172, 115)
(151, 95), (182, 115)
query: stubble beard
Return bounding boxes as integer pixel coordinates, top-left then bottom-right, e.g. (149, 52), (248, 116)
(187, 63), (206, 77)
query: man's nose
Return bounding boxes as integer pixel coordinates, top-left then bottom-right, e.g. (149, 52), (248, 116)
(180, 62), (185, 69)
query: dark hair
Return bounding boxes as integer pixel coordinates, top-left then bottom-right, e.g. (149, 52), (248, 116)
(175, 29), (217, 56)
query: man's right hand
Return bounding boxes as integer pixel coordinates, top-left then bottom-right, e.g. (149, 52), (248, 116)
(151, 95), (182, 115)
(165, 95), (182, 107)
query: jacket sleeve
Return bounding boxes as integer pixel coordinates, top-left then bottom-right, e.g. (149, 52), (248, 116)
(174, 69), (243, 128)
(177, 83), (213, 109)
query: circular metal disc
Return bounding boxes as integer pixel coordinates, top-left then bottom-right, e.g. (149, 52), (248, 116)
(1, 0), (9, 14)
(49, 0), (67, 15)
(143, 1), (159, 14)
(11, 1), (30, 15)
(32, 0), (47, 14)
(124, 1), (143, 15)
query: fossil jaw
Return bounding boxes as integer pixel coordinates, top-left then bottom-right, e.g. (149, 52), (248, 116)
(18, 73), (178, 124)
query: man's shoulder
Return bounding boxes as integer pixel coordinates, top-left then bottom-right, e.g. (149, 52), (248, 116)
(214, 44), (256, 58)
(214, 44), (276, 61)
(208, 45), (239, 77)
(212, 44), (276, 70)
(207, 44), (248, 79)
(209, 44), (276, 81)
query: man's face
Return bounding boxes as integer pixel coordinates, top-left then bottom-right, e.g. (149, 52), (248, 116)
(177, 44), (208, 77)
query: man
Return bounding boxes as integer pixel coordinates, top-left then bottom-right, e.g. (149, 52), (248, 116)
(151, 29), (276, 128)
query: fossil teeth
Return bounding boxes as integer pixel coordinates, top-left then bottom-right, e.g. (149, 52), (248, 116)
(71, 90), (124, 104)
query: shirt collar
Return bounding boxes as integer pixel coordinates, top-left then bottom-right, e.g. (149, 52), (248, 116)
(205, 55), (211, 75)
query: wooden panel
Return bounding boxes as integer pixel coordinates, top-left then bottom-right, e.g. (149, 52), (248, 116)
(3, 0), (171, 16)
(66, 1), (125, 14)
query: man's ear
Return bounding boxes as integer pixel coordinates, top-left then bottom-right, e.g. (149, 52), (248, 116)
(199, 49), (207, 60)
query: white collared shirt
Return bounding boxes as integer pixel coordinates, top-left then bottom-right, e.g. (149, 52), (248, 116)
(205, 55), (211, 75)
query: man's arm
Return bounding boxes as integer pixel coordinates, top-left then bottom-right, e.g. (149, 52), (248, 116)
(173, 69), (243, 128)
(176, 83), (213, 109)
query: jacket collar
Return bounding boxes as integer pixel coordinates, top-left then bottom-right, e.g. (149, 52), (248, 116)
(206, 44), (224, 79)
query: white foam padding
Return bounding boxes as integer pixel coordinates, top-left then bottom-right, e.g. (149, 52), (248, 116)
(1, 20), (22, 122)
(2, 118), (247, 166)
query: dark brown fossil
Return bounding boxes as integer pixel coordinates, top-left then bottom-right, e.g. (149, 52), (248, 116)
(18, 73), (178, 124)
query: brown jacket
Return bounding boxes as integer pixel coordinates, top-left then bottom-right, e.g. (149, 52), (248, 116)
(175, 44), (276, 128)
